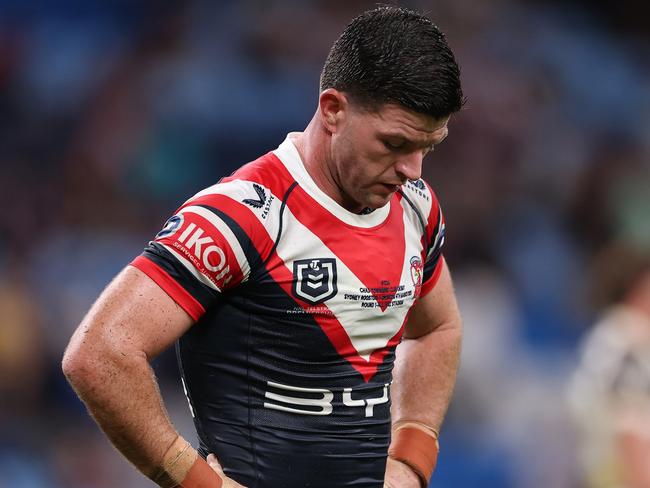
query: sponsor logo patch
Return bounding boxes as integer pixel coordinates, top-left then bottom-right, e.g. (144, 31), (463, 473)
(166, 221), (233, 288)
(409, 179), (426, 190)
(264, 381), (390, 417)
(243, 183), (267, 208)
(155, 214), (184, 239)
(406, 179), (430, 201)
(292, 258), (338, 304)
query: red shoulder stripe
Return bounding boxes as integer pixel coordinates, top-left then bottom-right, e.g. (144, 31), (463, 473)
(419, 258), (444, 297)
(221, 152), (296, 199)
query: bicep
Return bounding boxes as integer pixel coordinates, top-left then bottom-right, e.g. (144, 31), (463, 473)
(404, 258), (461, 339)
(68, 265), (195, 361)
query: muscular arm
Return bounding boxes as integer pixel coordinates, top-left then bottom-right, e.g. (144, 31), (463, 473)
(61, 266), (194, 480)
(385, 259), (462, 487)
(392, 259), (462, 429)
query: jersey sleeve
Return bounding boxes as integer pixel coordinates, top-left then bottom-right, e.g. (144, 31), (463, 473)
(570, 314), (650, 435)
(130, 178), (281, 321)
(419, 181), (446, 297)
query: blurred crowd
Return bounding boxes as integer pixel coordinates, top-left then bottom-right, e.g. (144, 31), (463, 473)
(1, 0), (649, 487)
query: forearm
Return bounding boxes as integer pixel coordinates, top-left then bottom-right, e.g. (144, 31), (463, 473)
(61, 267), (191, 482)
(384, 318), (461, 487)
(63, 267), (232, 487)
(390, 319), (462, 432)
(63, 338), (178, 481)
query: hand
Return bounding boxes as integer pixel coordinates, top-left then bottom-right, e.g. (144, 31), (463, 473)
(383, 457), (421, 488)
(207, 454), (248, 488)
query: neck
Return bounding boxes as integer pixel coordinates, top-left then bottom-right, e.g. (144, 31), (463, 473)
(292, 115), (360, 212)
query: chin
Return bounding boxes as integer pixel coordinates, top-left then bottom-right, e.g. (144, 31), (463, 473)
(364, 194), (392, 210)
(347, 189), (392, 213)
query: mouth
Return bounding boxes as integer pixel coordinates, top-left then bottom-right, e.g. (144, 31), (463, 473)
(380, 183), (402, 193)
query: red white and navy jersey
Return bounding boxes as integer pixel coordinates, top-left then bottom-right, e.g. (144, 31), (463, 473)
(131, 135), (446, 488)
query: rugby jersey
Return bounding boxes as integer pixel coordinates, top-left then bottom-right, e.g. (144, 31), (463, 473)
(568, 306), (650, 488)
(131, 134), (446, 487)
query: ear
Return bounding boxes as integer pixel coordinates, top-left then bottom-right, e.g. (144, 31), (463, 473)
(318, 89), (349, 133)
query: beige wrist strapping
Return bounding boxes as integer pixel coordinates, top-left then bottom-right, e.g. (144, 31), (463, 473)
(154, 436), (199, 488)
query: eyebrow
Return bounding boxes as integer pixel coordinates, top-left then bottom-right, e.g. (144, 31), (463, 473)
(379, 131), (438, 148)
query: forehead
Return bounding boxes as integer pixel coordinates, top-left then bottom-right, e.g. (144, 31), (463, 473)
(356, 103), (449, 140)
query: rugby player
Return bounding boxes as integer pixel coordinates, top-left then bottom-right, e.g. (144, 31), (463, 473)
(569, 244), (650, 487)
(63, 6), (464, 487)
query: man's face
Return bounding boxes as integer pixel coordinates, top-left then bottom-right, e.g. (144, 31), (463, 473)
(328, 102), (449, 213)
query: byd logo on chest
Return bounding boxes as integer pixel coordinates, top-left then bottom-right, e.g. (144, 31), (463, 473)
(176, 222), (230, 279)
(264, 381), (390, 417)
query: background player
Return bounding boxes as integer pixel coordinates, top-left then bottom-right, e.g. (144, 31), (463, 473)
(568, 243), (650, 487)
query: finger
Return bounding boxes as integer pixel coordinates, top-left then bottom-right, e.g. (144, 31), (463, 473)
(206, 455), (248, 488)
(206, 453), (224, 475)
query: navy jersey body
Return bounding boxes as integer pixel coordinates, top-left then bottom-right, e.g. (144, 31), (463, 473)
(131, 135), (446, 487)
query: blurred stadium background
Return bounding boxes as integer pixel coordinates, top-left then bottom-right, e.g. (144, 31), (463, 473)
(1, 0), (649, 486)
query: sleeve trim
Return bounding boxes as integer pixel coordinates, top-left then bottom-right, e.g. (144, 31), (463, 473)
(130, 255), (205, 321)
(419, 257), (444, 298)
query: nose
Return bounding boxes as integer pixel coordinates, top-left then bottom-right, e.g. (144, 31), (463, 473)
(394, 151), (423, 182)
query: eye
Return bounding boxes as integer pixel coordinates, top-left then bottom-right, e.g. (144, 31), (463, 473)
(383, 139), (404, 151)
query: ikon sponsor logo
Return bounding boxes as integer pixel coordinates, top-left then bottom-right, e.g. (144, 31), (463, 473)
(292, 258), (337, 304)
(175, 222), (231, 284)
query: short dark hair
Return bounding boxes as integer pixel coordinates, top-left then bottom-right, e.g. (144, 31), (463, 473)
(320, 6), (464, 119)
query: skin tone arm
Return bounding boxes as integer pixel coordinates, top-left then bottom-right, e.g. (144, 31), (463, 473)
(616, 275), (650, 488)
(618, 430), (650, 487)
(62, 266), (244, 486)
(384, 259), (463, 487)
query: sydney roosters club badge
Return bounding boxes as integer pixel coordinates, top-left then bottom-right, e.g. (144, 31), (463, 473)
(409, 256), (423, 291)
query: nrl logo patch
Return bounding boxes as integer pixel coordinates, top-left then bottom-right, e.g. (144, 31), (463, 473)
(293, 258), (338, 304)
(243, 183), (267, 209)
